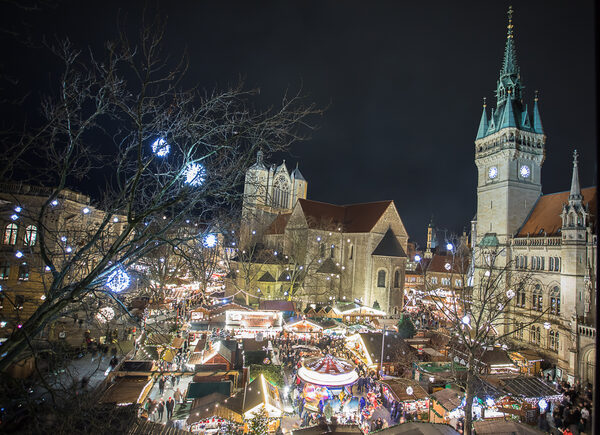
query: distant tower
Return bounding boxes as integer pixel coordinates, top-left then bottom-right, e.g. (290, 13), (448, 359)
(473, 6), (546, 263)
(424, 217), (436, 259)
(560, 150), (589, 319)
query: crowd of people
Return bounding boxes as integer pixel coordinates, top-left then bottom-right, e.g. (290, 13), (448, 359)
(542, 381), (593, 435)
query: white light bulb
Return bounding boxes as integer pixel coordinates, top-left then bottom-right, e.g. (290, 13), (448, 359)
(10, 214), (18, 221)
(113, 217), (119, 223)
(51, 200), (58, 206)
(462, 315), (470, 325)
(82, 207), (90, 214)
(66, 246), (72, 253)
(414, 255), (421, 262)
(15, 251), (23, 258)
(61, 236), (67, 242)
(446, 243), (453, 251)
(14, 206), (22, 213)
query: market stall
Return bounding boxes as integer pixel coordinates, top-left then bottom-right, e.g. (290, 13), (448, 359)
(285, 317), (324, 338)
(509, 350), (544, 376)
(380, 379), (430, 421)
(225, 310), (283, 338)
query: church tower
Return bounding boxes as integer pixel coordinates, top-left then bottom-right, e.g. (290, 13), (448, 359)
(474, 7), (546, 258)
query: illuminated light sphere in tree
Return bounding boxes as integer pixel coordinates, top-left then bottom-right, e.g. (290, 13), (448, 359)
(203, 233), (217, 248)
(10, 214), (18, 221)
(51, 200), (58, 206)
(82, 207), (90, 214)
(106, 266), (131, 293)
(14, 206), (22, 213)
(151, 138), (170, 157)
(506, 289), (515, 299)
(183, 162), (206, 187)
(15, 251), (23, 258)
(461, 315), (470, 325)
(446, 243), (454, 251)
(543, 322), (551, 330)
(414, 254), (421, 262)
(96, 307), (115, 323)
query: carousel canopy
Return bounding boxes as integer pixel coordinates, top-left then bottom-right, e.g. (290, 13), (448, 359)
(298, 355), (358, 387)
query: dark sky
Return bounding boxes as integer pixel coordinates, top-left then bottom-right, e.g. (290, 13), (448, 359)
(2, 1), (596, 247)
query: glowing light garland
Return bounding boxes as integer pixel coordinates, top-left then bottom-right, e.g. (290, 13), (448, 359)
(151, 138), (170, 157)
(106, 265), (131, 293)
(183, 162), (206, 186)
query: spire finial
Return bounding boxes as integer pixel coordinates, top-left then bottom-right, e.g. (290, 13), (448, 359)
(507, 5), (514, 39)
(534, 90), (539, 102)
(569, 149), (583, 202)
(483, 97), (487, 108)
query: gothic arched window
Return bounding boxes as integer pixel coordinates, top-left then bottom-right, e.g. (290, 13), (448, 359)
(272, 176), (290, 209)
(549, 330), (555, 350)
(394, 270), (401, 288)
(24, 225), (37, 246)
(4, 223), (18, 245)
(532, 284), (543, 312)
(550, 286), (560, 315)
(377, 270), (386, 288)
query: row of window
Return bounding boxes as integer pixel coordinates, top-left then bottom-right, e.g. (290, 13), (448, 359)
(429, 276), (462, 287)
(514, 255), (560, 271)
(377, 270), (402, 288)
(515, 285), (561, 315)
(4, 223), (38, 246)
(0, 261), (29, 281)
(522, 325), (560, 352)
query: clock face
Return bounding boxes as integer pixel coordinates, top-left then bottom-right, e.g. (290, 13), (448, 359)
(488, 166), (498, 179)
(520, 165), (531, 178)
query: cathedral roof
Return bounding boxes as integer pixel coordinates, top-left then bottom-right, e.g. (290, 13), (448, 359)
(516, 186), (597, 237)
(372, 228), (406, 257)
(265, 213), (292, 235)
(292, 165), (306, 181)
(297, 198), (393, 233)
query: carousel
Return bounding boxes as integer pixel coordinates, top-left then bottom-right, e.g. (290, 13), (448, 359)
(297, 355), (359, 417)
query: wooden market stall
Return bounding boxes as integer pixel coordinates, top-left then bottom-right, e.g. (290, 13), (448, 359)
(380, 379), (430, 422)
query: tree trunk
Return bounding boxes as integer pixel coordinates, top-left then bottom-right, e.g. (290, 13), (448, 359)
(464, 355), (476, 435)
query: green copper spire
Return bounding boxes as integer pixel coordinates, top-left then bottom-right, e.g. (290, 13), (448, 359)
(476, 98), (489, 139)
(499, 90), (518, 129)
(533, 90), (544, 134)
(496, 6), (522, 106)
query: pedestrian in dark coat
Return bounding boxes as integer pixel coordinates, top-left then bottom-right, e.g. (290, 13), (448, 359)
(166, 396), (175, 420)
(157, 400), (165, 421)
(159, 376), (166, 395)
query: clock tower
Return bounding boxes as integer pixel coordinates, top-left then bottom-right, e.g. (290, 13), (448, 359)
(474, 6), (546, 257)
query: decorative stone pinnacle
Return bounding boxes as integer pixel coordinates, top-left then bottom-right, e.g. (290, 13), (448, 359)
(483, 97), (487, 107)
(573, 149), (579, 166)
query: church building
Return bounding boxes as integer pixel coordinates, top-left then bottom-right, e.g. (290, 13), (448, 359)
(471, 8), (596, 385)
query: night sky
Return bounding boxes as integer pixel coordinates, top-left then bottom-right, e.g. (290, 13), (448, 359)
(1, 1), (596, 247)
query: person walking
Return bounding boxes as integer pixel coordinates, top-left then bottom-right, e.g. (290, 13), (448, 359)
(159, 376), (166, 395)
(174, 388), (182, 404)
(157, 399), (165, 421)
(166, 396), (175, 420)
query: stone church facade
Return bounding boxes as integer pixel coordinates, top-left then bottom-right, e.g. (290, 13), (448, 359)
(235, 153), (409, 314)
(471, 10), (597, 384)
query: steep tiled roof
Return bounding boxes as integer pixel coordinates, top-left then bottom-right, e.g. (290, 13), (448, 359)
(516, 186), (596, 237)
(372, 228), (407, 257)
(265, 213), (291, 235)
(298, 199), (392, 232)
(416, 254), (470, 275)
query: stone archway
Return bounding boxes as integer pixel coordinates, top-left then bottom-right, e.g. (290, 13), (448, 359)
(580, 345), (595, 385)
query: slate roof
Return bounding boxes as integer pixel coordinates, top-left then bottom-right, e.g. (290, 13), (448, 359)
(186, 381), (231, 399)
(516, 186), (596, 237)
(431, 388), (464, 411)
(377, 422), (460, 434)
(472, 420), (543, 435)
(372, 228), (407, 257)
(297, 199), (393, 232)
(358, 332), (414, 363)
(266, 213), (292, 235)
(100, 376), (153, 404)
(257, 271), (276, 282)
(492, 375), (560, 399)
(260, 300), (297, 312)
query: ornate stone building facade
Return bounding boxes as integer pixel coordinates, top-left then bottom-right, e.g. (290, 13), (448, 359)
(471, 10), (597, 384)
(242, 151), (307, 232)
